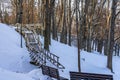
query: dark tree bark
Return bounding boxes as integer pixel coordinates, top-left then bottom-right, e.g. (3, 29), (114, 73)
(16, 0), (19, 23)
(117, 44), (120, 56)
(82, 0), (89, 50)
(75, 0), (81, 72)
(0, 4), (3, 23)
(94, 39), (98, 51)
(79, 0), (83, 49)
(68, 0), (72, 46)
(97, 39), (103, 54)
(44, 0), (50, 51)
(31, 0), (34, 24)
(86, 0), (97, 52)
(16, 0), (23, 48)
(51, 0), (57, 40)
(60, 0), (67, 44)
(104, 39), (108, 55)
(107, 0), (118, 72)
(87, 22), (92, 52)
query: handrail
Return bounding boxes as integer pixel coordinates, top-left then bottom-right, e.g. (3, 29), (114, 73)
(15, 24), (65, 69)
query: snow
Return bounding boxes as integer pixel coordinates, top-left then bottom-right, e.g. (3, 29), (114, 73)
(0, 23), (48, 80)
(28, 69), (49, 80)
(0, 23), (36, 73)
(48, 40), (111, 79)
(0, 23), (120, 80)
(40, 36), (120, 80)
(0, 68), (34, 80)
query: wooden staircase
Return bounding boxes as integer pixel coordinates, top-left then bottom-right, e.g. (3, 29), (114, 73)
(24, 28), (65, 69)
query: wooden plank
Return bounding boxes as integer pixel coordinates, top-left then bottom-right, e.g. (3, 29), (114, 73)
(42, 65), (68, 80)
(42, 65), (60, 79)
(70, 72), (113, 80)
(49, 66), (59, 79)
(42, 65), (50, 76)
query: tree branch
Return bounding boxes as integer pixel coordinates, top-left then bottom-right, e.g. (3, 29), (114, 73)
(102, 0), (106, 8)
(115, 10), (120, 19)
(115, 36), (120, 42)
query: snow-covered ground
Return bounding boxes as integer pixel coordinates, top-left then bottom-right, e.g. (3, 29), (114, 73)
(0, 23), (48, 80)
(40, 36), (120, 80)
(0, 23), (120, 80)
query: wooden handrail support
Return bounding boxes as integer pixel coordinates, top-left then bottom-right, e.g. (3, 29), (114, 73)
(42, 49), (65, 69)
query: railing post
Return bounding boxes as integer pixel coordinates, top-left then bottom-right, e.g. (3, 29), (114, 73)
(57, 57), (59, 68)
(50, 53), (52, 62)
(45, 50), (47, 65)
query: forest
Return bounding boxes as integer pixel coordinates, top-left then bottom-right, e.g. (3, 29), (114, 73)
(0, 0), (120, 73)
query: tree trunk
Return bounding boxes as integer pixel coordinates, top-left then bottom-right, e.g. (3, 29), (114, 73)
(104, 39), (108, 55)
(68, 0), (72, 46)
(97, 39), (103, 54)
(0, 3), (3, 23)
(117, 44), (120, 56)
(60, 0), (67, 44)
(44, 0), (50, 51)
(82, 0), (89, 50)
(87, 22), (92, 52)
(51, 0), (57, 40)
(107, 0), (117, 72)
(75, 0), (81, 72)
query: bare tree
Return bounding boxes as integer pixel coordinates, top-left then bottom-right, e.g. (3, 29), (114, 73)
(107, 0), (118, 72)
(60, 0), (67, 44)
(75, 0), (81, 72)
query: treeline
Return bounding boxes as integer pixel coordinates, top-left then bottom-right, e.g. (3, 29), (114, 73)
(1, 0), (120, 72)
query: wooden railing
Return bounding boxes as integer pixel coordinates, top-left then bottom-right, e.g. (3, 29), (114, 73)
(28, 43), (65, 69)
(41, 48), (65, 69)
(15, 24), (65, 69)
(42, 65), (68, 80)
(22, 27), (65, 69)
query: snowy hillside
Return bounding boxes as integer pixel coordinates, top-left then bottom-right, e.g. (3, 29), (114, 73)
(40, 36), (120, 80)
(0, 23), (48, 80)
(0, 23), (36, 72)
(0, 23), (120, 80)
